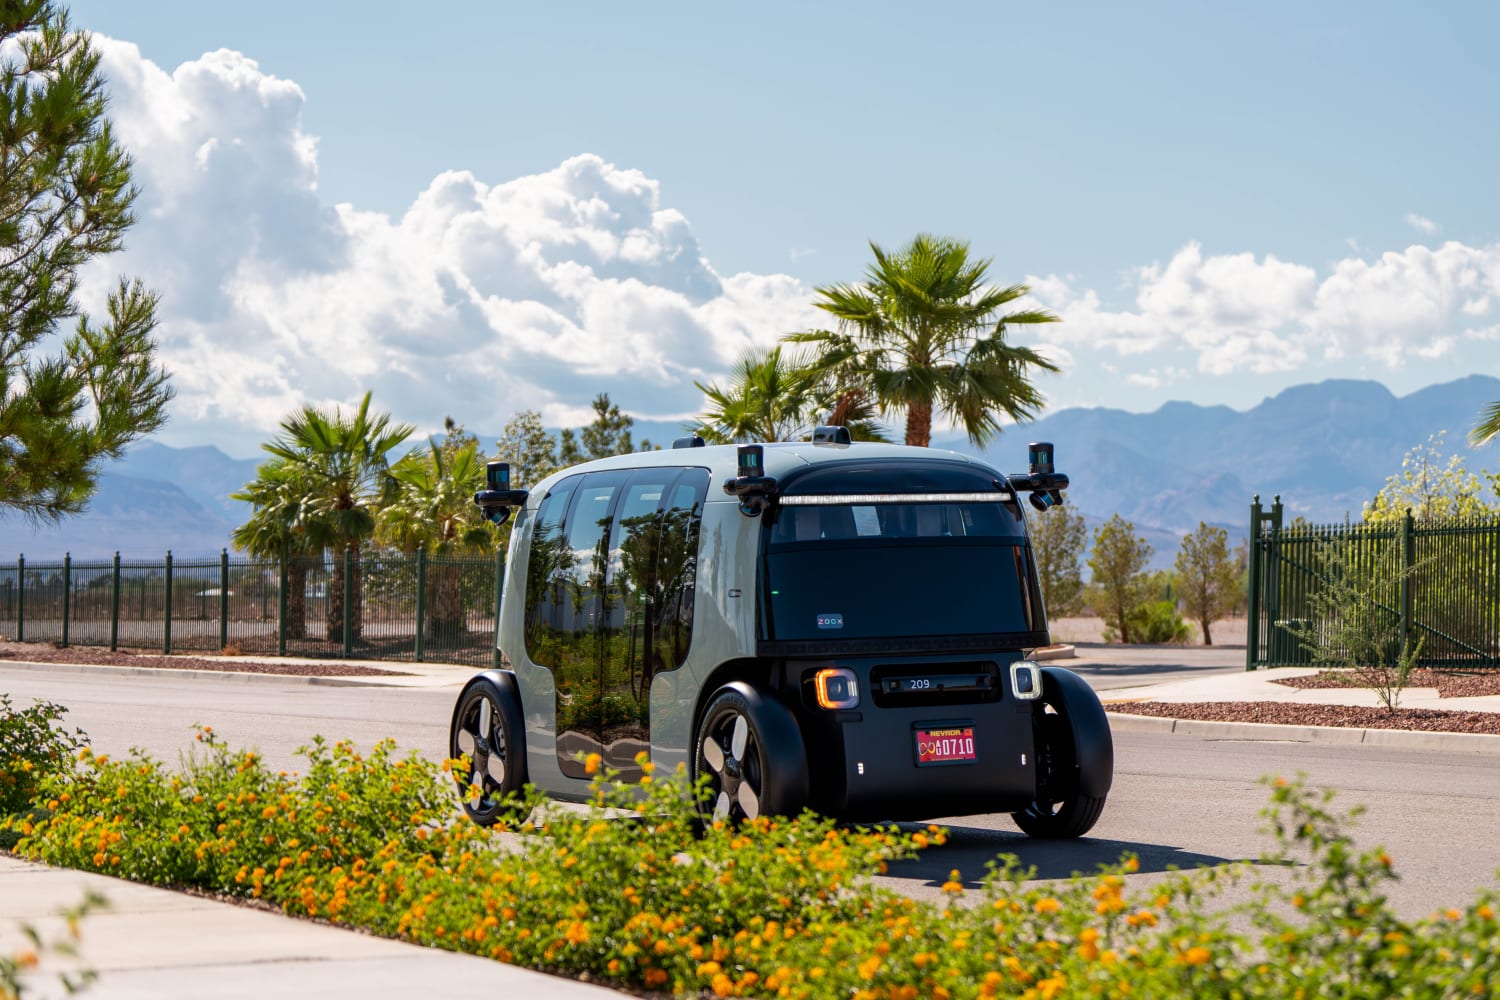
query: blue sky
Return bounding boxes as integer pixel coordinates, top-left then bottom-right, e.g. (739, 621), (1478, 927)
(59, 1), (1500, 455)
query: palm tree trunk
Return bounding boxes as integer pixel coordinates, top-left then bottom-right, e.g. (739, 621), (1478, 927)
(905, 400), (933, 447)
(286, 560), (307, 639)
(427, 562), (464, 642)
(326, 548), (343, 642)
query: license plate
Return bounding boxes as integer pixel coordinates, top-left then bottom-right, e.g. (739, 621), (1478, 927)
(915, 725), (976, 766)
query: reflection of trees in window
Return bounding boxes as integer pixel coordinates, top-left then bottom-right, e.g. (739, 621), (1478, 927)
(653, 473), (709, 671)
(523, 477), (578, 669)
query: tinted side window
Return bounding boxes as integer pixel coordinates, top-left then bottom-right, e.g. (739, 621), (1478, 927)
(653, 469), (709, 670)
(523, 475), (580, 669)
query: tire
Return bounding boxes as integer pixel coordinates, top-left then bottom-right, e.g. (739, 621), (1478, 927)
(693, 682), (809, 825)
(1011, 669), (1113, 839)
(449, 673), (528, 826)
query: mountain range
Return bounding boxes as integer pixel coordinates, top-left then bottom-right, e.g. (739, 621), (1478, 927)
(3, 375), (1498, 566)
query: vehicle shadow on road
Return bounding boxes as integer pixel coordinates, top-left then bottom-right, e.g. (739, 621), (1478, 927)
(880, 822), (1258, 888)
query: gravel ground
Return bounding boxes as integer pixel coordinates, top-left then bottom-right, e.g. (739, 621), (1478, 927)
(1273, 668), (1500, 699)
(1116, 667), (1500, 735)
(0, 641), (409, 677)
(1112, 700), (1500, 735)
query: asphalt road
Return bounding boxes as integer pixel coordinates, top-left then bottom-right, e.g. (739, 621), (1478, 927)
(3, 659), (1498, 920)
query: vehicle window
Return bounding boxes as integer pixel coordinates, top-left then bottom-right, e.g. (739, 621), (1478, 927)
(523, 475), (580, 668)
(653, 469), (709, 670)
(763, 501), (1039, 642)
(602, 468), (681, 751)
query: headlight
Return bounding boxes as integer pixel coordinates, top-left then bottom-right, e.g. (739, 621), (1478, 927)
(1010, 660), (1043, 701)
(813, 667), (860, 710)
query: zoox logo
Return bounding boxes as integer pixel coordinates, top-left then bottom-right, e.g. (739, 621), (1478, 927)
(816, 612), (844, 630)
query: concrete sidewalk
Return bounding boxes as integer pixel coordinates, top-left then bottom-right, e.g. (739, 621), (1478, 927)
(0, 855), (617, 1000)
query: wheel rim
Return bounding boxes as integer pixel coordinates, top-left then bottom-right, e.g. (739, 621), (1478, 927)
(455, 692), (506, 810)
(701, 711), (761, 822)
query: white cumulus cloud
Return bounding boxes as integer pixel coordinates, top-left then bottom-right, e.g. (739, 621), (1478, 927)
(84, 39), (819, 454)
(1022, 240), (1500, 378)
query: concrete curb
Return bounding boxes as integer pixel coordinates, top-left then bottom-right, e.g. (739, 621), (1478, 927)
(0, 658), (460, 689)
(1107, 710), (1500, 753)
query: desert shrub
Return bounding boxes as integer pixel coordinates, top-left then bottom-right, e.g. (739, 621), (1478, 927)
(1103, 601), (1191, 644)
(0, 695), (87, 845)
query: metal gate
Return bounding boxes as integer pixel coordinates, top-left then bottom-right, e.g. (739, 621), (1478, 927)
(1246, 496), (1500, 669)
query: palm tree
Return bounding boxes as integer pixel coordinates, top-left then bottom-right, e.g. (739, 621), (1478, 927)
(1472, 402), (1500, 447)
(231, 458), (331, 639)
(264, 391), (413, 643)
(788, 234), (1060, 447)
(692, 346), (815, 443)
(691, 345), (890, 443)
(377, 439), (500, 643)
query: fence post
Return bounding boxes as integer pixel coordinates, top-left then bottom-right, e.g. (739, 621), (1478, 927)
(110, 552), (121, 651)
(278, 555), (288, 657)
(1400, 508), (1415, 660)
(342, 545), (354, 658)
(220, 549), (230, 650)
(61, 553), (71, 648)
(492, 545), (505, 670)
(1247, 497), (1262, 670)
(163, 550), (173, 655)
(15, 554), (23, 642)
(414, 548), (427, 663)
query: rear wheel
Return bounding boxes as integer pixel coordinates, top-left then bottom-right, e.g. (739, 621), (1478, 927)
(450, 675), (527, 826)
(1011, 703), (1107, 839)
(693, 684), (808, 825)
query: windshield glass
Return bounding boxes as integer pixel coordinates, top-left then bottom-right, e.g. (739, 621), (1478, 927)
(761, 501), (1042, 643)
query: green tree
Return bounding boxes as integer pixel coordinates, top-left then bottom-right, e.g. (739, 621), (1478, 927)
(1364, 432), (1497, 524)
(787, 234), (1058, 447)
(1029, 506), (1087, 617)
(494, 409), (560, 490)
(1087, 514), (1152, 644)
(378, 438), (499, 642)
(0, 1), (173, 520)
(230, 458), (327, 639)
(263, 391), (413, 642)
(693, 346), (815, 443)
(578, 392), (635, 460)
(1175, 522), (1239, 645)
(693, 345), (890, 444)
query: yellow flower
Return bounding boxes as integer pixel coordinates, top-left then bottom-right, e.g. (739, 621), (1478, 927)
(584, 753), (602, 775)
(1033, 897), (1061, 914)
(1182, 946), (1211, 965)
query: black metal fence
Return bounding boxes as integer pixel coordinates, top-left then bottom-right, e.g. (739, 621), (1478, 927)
(1247, 496), (1500, 669)
(0, 548), (503, 669)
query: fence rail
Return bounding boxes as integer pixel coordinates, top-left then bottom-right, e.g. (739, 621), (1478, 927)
(1246, 496), (1500, 669)
(0, 548), (503, 669)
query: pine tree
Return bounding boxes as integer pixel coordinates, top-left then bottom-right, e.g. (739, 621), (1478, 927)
(0, 0), (173, 519)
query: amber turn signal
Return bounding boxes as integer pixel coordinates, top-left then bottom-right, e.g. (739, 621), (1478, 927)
(814, 667), (860, 710)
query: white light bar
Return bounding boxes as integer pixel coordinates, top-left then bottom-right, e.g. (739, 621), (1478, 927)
(779, 492), (1012, 505)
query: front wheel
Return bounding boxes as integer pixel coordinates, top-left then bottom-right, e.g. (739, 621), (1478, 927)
(693, 683), (808, 825)
(1011, 668), (1113, 839)
(1011, 706), (1108, 838)
(449, 673), (528, 826)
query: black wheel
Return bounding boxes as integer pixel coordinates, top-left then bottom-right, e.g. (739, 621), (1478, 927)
(1011, 668), (1113, 840)
(1010, 703), (1107, 838)
(449, 674), (527, 826)
(693, 683), (808, 825)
